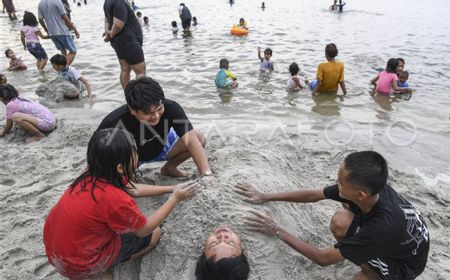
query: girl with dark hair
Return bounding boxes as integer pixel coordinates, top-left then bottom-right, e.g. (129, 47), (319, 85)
(43, 128), (199, 279)
(287, 62), (304, 92)
(195, 225), (250, 280)
(0, 84), (55, 142)
(20, 11), (49, 71)
(371, 58), (411, 94)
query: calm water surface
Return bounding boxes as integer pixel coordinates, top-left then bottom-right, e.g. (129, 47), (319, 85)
(1, 0), (449, 181)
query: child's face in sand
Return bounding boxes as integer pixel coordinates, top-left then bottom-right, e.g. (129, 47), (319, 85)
(130, 102), (165, 126)
(204, 225), (242, 262)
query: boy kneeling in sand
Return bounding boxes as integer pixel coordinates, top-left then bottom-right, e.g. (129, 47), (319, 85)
(44, 128), (199, 279)
(236, 151), (429, 280)
(98, 77), (212, 178)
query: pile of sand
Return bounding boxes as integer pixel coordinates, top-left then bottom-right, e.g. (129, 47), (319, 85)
(0, 109), (449, 280)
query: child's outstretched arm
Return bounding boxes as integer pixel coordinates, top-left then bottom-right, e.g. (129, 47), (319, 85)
(79, 76), (92, 97)
(126, 182), (175, 197)
(370, 74), (380, 86)
(0, 119), (14, 137)
(37, 30), (49, 39)
(134, 182), (199, 237)
(257, 47), (263, 61)
(20, 31), (26, 50)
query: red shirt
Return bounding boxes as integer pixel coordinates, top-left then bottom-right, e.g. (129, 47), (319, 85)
(43, 177), (147, 279)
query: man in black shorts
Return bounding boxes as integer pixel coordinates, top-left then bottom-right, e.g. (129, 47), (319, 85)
(97, 77), (212, 178)
(178, 3), (192, 31)
(237, 151), (430, 280)
(103, 0), (145, 89)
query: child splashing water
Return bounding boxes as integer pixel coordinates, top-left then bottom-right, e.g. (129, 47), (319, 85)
(43, 128), (199, 279)
(0, 84), (56, 142)
(20, 11), (49, 72)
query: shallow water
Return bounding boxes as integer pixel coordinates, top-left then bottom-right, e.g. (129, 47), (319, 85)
(1, 0), (450, 183)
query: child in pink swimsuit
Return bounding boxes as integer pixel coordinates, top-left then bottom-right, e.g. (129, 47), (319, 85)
(0, 84), (56, 142)
(371, 58), (410, 94)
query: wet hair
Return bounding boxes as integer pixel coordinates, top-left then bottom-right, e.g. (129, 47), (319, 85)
(4, 49), (13, 58)
(399, 70), (409, 79)
(325, 43), (338, 58)
(69, 128), (137, 202)
(264, 48), (272, 56)
(50, 54), (67, 66)
(23, 11), (39, 27)
(0, 74), (7, 84)
(193, 16), (197, 21)
(385, 58), (399, 73)
(0, 84), (19, 102)
(136, 11), (142, 17)
(239, 18), (245, 22)
(343, 151), (388, 195)
(396, 57), (405, 65)
(219, 59), (229, 69)
(289, 62), (299, 76)
(180, 3), (185, 7)
(124, 77), (165, 113)
(144, 16), (149, 22)
(172, 21), (177, 27)
(195, 253), (250, 280)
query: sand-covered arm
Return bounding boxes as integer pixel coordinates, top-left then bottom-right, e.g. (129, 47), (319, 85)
(234, 182), (326, 204)
(126, 183), (175, 197)
(0, 119), (14, 136)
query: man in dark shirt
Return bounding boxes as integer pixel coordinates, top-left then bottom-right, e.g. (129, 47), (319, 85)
(97, 77), (212, 177)
(178, 3), (192, 31)
(103, 0), (145, 89)
(236, 151), (429, 280)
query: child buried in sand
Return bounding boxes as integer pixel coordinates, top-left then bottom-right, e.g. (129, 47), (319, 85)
(43, 128), (199, 279)
(0, 84), (56, 142)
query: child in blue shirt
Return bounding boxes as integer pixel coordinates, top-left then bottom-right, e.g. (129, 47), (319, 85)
(215, 59), (238, 88)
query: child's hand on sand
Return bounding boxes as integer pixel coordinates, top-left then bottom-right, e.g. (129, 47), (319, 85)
(234, 182), (267, 204)
(245, 210), (280, 236)
(171, 181), (200, 201)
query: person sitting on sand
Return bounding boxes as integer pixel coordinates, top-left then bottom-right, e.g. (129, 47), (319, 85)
(287, 62), (304, 91)
(0, 84), (56, 142)
(307, 43), (346, 95)
(195, 225), (250, 280)
(50, 54), (92, 98)
(44, 128), (199, 279)
(4, 49), (27, 71)
(97, 77), (212, 178)
(215, 59), (238, 89)
(235, 151), (430, 280)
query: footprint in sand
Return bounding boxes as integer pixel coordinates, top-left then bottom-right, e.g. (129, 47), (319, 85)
(0, 179), (15, 186)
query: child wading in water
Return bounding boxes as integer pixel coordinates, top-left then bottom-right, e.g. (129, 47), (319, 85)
(50, 54), (92, 98)
(0, 84), (56, 142)
(257, 47), (273, 72)
(215, 59), (238, 88)
(308, 43), (346, 95)
(5, 49), (27, 71)
(20, 11), (49, 72)
(371, 58), (411, 94)
(44, 128), (199, 279)
(287, 62), (304, 91)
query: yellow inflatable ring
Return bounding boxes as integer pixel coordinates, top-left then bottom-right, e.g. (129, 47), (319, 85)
(230, 27), (249, 36)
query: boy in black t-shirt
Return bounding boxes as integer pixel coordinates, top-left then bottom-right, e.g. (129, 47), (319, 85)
(97, 77), (212, 178)
(235, 151), (429, 280)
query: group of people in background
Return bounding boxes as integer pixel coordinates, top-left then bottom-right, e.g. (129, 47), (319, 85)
(0, 1), (428, 280)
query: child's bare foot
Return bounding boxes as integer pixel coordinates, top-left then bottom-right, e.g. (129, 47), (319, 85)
(160, 165), (189, 177)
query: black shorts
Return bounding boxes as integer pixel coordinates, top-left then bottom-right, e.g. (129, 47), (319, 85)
(367, 257), (419, 280)
(111, 40), (144, 65)
(112, 232), (152, 265)
(182, 18), (191, 29)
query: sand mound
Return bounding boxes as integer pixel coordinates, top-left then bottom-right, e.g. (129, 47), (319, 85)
(35, 77), (80, 103)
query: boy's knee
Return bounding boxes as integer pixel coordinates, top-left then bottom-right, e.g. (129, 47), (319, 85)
(149, 226), (162, 248)
(330, 209), (354, 242)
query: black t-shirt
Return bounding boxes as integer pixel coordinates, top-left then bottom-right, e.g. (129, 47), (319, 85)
(323, 184), (429, 278)
(97, 99), (193, 161)
(180, 6), (191, 21)
(103, 0), (143, 45)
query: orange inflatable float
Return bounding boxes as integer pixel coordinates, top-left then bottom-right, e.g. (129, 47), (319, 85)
(230, 25), (249, 36)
